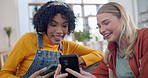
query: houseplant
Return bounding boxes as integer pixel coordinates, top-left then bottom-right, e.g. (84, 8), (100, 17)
(74, 31), (91, 42)
(4, 26), (12, 47)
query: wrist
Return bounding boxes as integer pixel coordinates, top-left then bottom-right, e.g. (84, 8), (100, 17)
(78, 57), (85, 65)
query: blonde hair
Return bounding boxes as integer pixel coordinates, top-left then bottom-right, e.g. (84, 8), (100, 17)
(97, 2), (138, 59)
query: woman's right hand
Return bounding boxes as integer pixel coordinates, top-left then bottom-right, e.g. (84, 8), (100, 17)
(54, 64), (68, 78)
(66, 68), (96, 78)
(29, 67), (55, 78)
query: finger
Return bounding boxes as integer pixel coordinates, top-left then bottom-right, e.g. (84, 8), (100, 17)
(30, 67), (47, 78)
(79, 68), (90, 75)
(54, 64), (61, 76)
(54, 64), (68, 78)
(66, 68), (83, 77)
(55, 73), (68, 78)
(43, 71), (55, 77)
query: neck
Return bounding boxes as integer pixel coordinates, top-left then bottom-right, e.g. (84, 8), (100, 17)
(116, 40), (127, 53)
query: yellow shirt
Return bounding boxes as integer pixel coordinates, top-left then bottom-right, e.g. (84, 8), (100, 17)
(0, 33), (103, 78)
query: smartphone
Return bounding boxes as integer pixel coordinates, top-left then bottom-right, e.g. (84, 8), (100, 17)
(59, 54), (80, 78)
(40, 64), (58, 76)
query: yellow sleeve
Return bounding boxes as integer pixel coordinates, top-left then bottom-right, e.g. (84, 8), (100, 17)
(0, 33), (37, 77)
(62, 40), (104, 67)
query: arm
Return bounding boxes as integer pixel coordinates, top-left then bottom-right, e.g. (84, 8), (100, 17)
(62, 40), (103, 67)
(78, 57), (85, 65)
(92, 59), (109, 78)
(0, 35), (27, 77)
(0, 33), (37, 77)
(140, 29), (148, 78)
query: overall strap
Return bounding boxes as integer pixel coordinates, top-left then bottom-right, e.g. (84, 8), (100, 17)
(58, 42), (63, 51)
(37, 34), (43, 49)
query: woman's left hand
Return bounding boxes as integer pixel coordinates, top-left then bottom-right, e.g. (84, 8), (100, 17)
(29, 67), (55, 78)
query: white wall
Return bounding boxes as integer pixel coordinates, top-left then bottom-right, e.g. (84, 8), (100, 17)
(18, 0), (31, 36)
(0, 0), (20, 51)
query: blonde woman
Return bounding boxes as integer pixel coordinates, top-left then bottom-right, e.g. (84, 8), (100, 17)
(92, 2), (148, 78)
(54, 2), (148, 78)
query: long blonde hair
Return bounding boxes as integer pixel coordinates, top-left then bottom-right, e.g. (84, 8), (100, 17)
(97, 2), (138, 59)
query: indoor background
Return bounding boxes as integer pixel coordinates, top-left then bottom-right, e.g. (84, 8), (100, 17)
(0, 0), (148, 68)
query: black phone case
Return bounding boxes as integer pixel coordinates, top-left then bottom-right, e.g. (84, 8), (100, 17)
(59, 54), (80, 78)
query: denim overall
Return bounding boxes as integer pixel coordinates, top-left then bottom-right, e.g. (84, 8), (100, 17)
(20, 34), (62, 78)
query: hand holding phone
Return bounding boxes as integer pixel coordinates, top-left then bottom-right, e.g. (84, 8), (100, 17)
(40, 64), (58, 76)
(59, 54), (80, 78)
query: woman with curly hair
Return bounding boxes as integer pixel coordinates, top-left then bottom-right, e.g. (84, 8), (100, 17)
(0, 1), (103, 78)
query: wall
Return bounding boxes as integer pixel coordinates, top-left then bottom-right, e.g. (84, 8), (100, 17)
(18, 0), (31, 36)
(137, 0), (148, 28)
(0, 0), (19, 51)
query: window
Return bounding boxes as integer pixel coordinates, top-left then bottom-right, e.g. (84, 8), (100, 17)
(65, 0), (108, 41)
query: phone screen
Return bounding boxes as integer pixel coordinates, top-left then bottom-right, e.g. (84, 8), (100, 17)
(40, 64), (58, 76)
(59, 54), (80, 78)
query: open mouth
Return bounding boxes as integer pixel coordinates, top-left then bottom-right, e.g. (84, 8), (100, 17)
(52, 35), (63, 41)
(103, 32), (112, 39)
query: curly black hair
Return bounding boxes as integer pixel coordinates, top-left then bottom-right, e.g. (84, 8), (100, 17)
(33, 1), (76, 35)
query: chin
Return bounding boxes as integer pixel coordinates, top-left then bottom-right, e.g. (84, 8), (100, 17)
(52, 41), (61, 45)
(107, 39), (116, 43)
(50, 38), (62, 45)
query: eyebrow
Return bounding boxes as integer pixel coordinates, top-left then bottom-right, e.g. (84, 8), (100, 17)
(97, 19), (110, 27)
(101, 19), (109, 24)
(51, 20), (68, 24)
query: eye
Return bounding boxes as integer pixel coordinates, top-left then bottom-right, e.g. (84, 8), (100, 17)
(97, 24), (101, 29)
(96, 27), (99, 29)
(63, 25), (68, 28)
(62, 23), (68, 28)
(49, 23), (57, 27)
(51, 24), (57, 27)
(103, 21), (110, 25)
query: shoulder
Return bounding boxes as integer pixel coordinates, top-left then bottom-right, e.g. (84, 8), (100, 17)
(19, 32), (37, 43)
(137, 28), (148, 39)
(138, 28), (148, 35)
(22, 32), (37, 38)
(23, 32), (37, 37)
(136, 28), (148, 55)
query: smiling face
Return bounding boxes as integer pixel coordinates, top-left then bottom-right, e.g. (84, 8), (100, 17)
(97, 13), (122, 42)
(47, 13), (68, 44)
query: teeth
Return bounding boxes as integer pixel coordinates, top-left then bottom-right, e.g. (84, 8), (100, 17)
(54, 35), (63, 39)
(52, 35), (63, 40)
(55, 36), (62, 38)
(103, 33), (111, 39)
(104, 34), (109, 37)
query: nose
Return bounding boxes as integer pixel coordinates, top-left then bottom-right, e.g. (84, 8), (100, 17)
(56, 26), (63, 34)
(99, 26), (105, 35)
